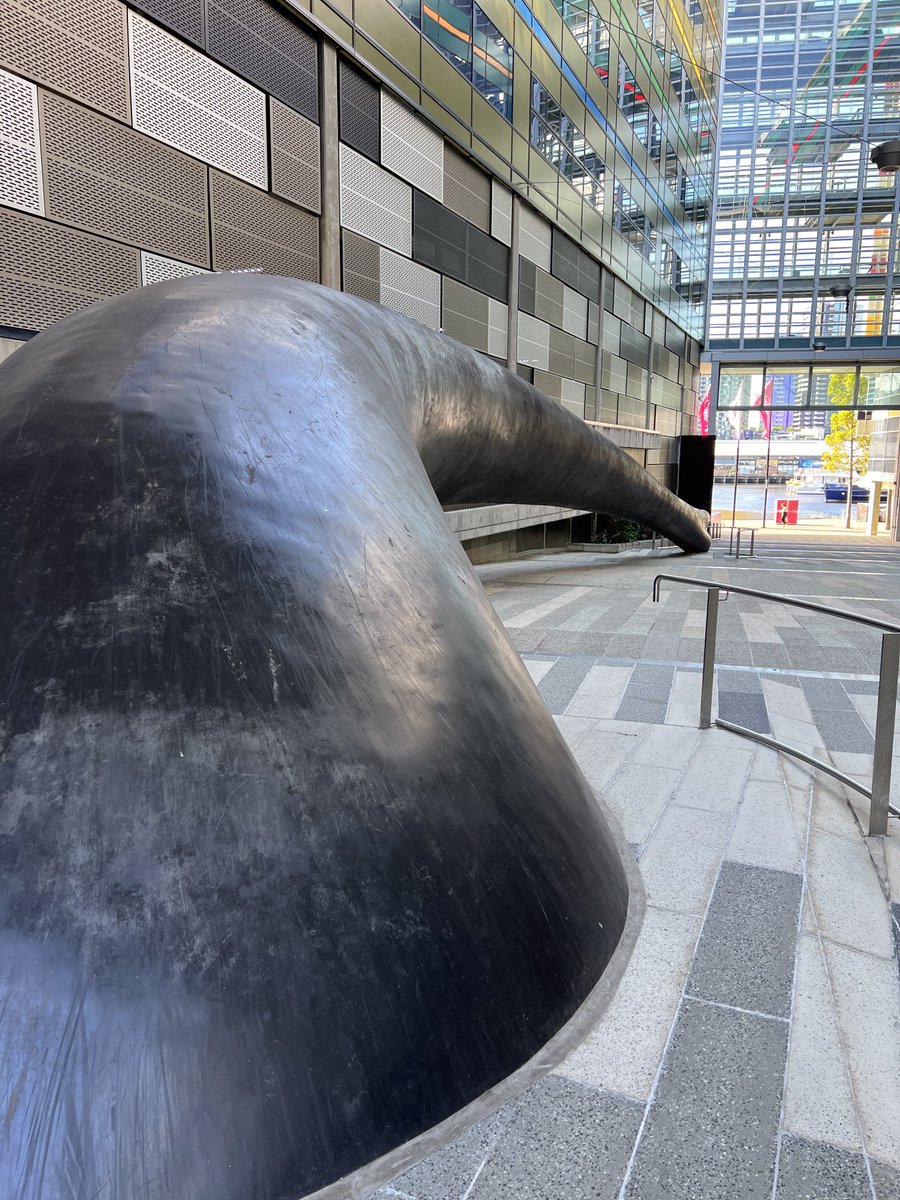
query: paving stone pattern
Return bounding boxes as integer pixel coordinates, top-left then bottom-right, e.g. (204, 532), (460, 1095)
(377, 534), (900, 1200)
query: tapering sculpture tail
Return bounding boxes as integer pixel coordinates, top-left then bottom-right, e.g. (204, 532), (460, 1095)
(0, 276), (698, 1200)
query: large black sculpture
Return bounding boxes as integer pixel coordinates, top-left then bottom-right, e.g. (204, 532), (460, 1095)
(0, 276), (708, 1200)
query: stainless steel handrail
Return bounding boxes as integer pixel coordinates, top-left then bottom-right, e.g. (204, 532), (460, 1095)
(652, 573), (900, 836)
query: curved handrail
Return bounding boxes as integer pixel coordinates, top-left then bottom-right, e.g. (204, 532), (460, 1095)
(652, 573), (900, 634)
(652, 573), (900, 835)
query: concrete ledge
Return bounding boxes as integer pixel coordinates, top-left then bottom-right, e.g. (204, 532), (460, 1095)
(568, 539), (674, 554)
(446, 504), (588, 540)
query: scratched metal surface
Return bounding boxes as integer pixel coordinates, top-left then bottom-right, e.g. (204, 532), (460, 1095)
(0, 276), (707, 1199)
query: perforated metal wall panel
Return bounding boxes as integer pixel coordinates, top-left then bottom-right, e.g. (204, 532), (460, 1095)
(271, 98), (320, 214)
(381, 94), (442, 201)
(548, 326), (575, 378)
(560, 377), (585, 419)
(41, 92), (210, 266)
(518, 205), (551, 271)
(210, 168), (318, 278)
(464, 227), (508, 302)
(587, 300), (600, 345)
(488, 298), (508, 359)
(0, 207), (140, 330)
(533, 370), (562, 401)
(339, 60), (379, 162)
(413, 191), (466, 280)
(380, 248), (440, 329)
(518, 257), (536, 315)
(574, 336), (597, 384)
(0, 69), (42, 215)
(339, 143), (411, 256)
(491, 181), (512, 247)
(141, 251), (210, 284)
(534, 267), (564, 329)
(443, 146), (489, 231)
(442, 277), (489, 353)
(517, 312), (550, 370)
(208, 0), (318, 121)
(128, 0), (206, 47)
(414, 197), (508, 303)
(342, 229), (380, 302)
(551, 227), (600, 303)
(129, 13), (267, 188)
(1, 0), (129, 121)
(562, 285), (588, 340)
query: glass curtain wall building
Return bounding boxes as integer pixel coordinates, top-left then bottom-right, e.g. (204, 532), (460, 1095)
(706, 0), (900, 507)
(0, 0), (719, 557)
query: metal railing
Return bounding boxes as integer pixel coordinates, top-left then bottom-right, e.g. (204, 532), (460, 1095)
(726, 527), (756, 557)
(652, 574), (900, 836)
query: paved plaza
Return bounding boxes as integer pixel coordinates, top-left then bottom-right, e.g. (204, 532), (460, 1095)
(376, 529), (900, 1200)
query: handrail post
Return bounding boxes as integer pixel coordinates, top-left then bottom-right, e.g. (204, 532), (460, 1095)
(700, 587), (720, 729)
(869, 632), (900, 836)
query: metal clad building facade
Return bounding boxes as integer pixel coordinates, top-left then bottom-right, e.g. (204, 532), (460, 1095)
(0, 0), (719, 527)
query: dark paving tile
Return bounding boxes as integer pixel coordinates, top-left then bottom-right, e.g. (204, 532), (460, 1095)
(717, 690), (771, 734)
(573, 634), (613, 655)
(373, 1102), (521, 1199)
(718, 669), (763, 694)
(715, 640), (754, 667)
(510, 629), (543, 652)
(843, 679), (881, 696)
(775, 1135), (871, 1200)
(538, 656), (595, 715)
(621, 664), (676, 699)
(535, 631), (588, 654)
(615, 664), (675, 724)
(750, 644), (794, 669)
(471, 1076), (643, 1200)
(686, 862), (802, 1019)
(806, 708), (874, 754)
(624, 999), (788, 1200)
(603, 636), (652, 660)
(615, 698), (668, 724)
(799, 678), (858, 710)
(787, 650), (840, 672)
(873, 1156), (900, 1200)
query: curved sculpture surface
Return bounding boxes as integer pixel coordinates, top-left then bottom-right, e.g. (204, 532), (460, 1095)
(0, 276), (708, 1200)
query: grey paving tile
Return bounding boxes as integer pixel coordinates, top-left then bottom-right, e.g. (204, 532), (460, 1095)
(374, 1102), (520, 1199)
(603, 635), (653, 660)
(559, 907), (703, 1101)
(750, 644), (794, 668)
(639, 804), (732, 913)
(893, 904), (900, 988)
(537, 657), (595, 715)
(470, 1076), (643, 1200)
(717, 690), (772, 734)
(799, 677), (857, 709)
(873, 1157), (900, 1200)
(615, 698), (669, 723)
(775, 1135), (872, 1200)
(686, 862), (802, 1018)
(509, 629), (543, 652)
(843, 679), (881, 696)
(624, 998), (788, 1200)
(807, 707), (875, 754)
(718, 669), (764, 694)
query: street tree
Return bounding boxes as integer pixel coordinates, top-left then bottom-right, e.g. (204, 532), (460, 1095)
(822, 373), (869, 479)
